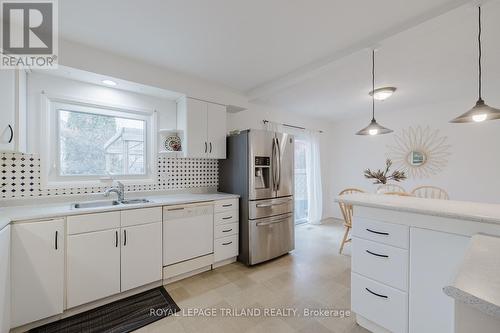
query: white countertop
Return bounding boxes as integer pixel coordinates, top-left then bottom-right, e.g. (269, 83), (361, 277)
(336, 193), (500, 225)
(444, 234), (500, 318)
(0, 192), (239, 223)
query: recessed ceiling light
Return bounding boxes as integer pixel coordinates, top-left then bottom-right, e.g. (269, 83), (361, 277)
(102, 79), (117, 86)
(369, 87), (397, 101)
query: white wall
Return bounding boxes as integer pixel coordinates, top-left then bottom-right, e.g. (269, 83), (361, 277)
(26, 72), (177, 154)
(227, 104), (336, 219)
(328, 98), (500, 218)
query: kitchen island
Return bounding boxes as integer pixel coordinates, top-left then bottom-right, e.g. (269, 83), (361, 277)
(336, 193), (500, 333)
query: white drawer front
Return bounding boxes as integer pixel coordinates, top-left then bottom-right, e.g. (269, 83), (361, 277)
(214, 235), (238, 262)
(353, 216), (409, 249)
(352, 237), (408, 291)
(352, 272), (408, 333)
(121, 207), (162, 227)
(215, 222), (238, 239)
(214, 210), (238, 225)
(214, 199), (238, 213)
(67, 212), (120, 235)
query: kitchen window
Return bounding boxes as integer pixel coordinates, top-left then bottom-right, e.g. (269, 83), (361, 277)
(41, 96), (156, 187)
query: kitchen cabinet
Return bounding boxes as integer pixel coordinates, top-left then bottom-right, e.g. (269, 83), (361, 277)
(11, 219), (64, 328)
(67, 229), (121, 308)
(213, 198), (239, 265)
(0, 225), (10, 333)
(67, 208), (163, 308)
(177, 96), (227, 159)
(121, 222), (162, 292)
(0, 69), (26, 152)
(409, 228), (470, 333)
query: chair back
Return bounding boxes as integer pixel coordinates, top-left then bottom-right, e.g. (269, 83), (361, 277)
(338, 188), (364, 227)
(383, 191), (413, 197)
(411, 186), (449, 200)
(377, 184), (406, 194)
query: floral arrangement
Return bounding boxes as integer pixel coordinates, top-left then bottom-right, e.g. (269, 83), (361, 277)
(364, 159), (407, 184)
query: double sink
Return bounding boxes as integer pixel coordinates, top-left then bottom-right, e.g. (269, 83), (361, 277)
(72, 198), (150, 209)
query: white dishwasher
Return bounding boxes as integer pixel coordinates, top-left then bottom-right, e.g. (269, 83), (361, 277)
(163, 202), (214, 266)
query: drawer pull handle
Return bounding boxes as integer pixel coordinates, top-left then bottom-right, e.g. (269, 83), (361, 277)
(222, 229), (233, 233)
(366, 228), (389, 236)
(222, 204), (233, 207)
(365, 288), (388, 299)
(366, 250), (389, 258)
(222, 241), (233, 246)
(222, 216), (233, 220)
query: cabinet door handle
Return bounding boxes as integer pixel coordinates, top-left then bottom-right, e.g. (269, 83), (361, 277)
(222, 216), (232, 220)
(54, 231), (58, 250)
(209, 142), (212, 153)
(366, 228), (389, 236)
(205, 142), (207, 153)
(8, 124), (14, 143)
(222, 241), (232, 246)
(222, 228), (233, 233)
(123, 229), (127, 246)
(115, 231), (118, 247)
(365, 287), (388, 299)
(366, 250), (389, 258)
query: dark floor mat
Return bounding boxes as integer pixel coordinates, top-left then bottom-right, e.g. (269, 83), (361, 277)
(30, 287), (180, 333)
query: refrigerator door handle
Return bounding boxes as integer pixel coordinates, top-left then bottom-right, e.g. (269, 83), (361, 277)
(271, 138), (277, 191)
(276, 137), (281, 191)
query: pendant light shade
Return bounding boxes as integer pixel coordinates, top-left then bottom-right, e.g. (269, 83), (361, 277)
(356, 119), (393, 136)
(356, 50), (393, 136)
(450, 6), (500, 123)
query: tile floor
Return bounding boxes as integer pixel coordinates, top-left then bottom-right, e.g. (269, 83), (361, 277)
(137, 219), (369, 333)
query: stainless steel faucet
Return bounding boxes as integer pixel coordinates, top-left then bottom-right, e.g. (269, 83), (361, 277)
(104, 181), (125, 202)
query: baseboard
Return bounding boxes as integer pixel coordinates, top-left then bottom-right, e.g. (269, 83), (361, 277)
(11, 281), (163, 333)
(212, 257), (237, 268)
(356, 314), (392, 333)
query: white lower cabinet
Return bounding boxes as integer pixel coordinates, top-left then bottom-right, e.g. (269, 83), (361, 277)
(352, 272), (408, 333)
(0, 225), (10, 333)
(213, 201), (239, 264)
(67, 229), (121, 308)
(11, 219), (65, 328)
(409, 228), (470, 333)
(121, 222), (162, 292)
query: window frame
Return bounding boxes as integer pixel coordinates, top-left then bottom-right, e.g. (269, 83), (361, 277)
(40, 93), (157, 189)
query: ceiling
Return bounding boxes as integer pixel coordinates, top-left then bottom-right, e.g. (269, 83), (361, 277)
(256, 1), (500, 120)
(60, 0), (469, 91)
(59, 0), (500, 121)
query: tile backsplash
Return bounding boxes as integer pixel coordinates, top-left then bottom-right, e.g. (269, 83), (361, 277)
(0, 152), (218, 199)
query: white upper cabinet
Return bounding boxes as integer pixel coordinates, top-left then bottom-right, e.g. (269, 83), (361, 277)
(177, 96), (227, 159)
(11, 219), (65, 328)
(207, 102), (227, 159)
(0, 69), (26, 153)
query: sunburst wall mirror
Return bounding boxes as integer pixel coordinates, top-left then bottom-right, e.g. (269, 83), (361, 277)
(387, 126), (451, 178)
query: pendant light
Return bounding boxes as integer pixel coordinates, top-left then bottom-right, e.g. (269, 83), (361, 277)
(356, 50), (393, 135)
(450, 6), (500, 123)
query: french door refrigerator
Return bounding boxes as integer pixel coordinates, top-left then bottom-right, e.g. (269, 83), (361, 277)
(219, 129), (294, 265)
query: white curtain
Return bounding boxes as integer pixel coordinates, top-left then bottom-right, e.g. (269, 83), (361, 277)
(304, 130), (323, 224)
(264, 121), (323, 224)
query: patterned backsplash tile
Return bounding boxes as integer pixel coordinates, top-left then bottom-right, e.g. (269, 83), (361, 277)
(0, 152), (218, 199)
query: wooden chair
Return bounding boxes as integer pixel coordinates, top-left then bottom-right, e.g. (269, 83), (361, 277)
(411, 186), (449, 200)
(338, 188), (365, 254)
(376, 184), (406, 194)
(383, 191), (413, 197)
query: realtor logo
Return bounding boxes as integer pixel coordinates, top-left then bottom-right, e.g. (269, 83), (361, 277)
(1, 0), (58, 68)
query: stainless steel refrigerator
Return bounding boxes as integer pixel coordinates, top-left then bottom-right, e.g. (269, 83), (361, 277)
(219, 129), (294, 265)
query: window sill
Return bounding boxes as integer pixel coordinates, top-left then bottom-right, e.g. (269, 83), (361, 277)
(42, 177), (156, 190)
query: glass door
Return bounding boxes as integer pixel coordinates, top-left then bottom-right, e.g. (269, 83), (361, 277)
(294, 138), (308, 224)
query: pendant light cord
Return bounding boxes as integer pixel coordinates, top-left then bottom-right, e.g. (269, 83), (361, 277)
(478, 6), (482, 100)
(372, 49), (375, 120)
